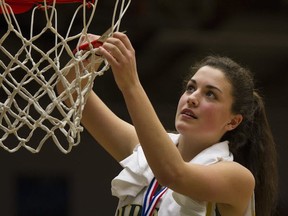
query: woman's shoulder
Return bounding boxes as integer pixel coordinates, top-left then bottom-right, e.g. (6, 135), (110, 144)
(213, 161), (255, 189)
(216, 161), (255, 209)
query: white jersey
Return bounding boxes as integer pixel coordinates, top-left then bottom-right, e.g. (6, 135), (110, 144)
(111, 133), (255, 216)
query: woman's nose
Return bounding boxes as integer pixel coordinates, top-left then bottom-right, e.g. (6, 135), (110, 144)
(187, 92), (199, 106)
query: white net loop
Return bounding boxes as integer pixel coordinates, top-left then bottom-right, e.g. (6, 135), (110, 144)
(0, 0), (131, 153)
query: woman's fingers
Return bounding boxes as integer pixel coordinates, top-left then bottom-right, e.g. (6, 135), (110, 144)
(112, 32), (134, 52)
(99, 32), (134, 67)
(98, 32), (138, 91)
(102, 40), (124, 64)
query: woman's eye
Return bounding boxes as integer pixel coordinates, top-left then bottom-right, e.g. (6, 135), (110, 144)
(206, 91), (216, 99)
(186, 85), (195, 93)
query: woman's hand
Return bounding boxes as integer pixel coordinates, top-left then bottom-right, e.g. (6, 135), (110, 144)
(98, 32), (140, 92)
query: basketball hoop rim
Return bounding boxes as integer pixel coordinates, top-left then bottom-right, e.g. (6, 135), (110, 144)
(0, 0), (95, 14)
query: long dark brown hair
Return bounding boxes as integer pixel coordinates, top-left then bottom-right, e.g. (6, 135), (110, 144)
(184, 56), (278, 216)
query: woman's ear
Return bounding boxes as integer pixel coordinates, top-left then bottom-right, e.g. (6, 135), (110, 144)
(226, 114), (243, 131)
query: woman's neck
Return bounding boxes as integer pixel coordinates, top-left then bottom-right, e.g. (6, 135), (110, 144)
(177, 135), (215, 162)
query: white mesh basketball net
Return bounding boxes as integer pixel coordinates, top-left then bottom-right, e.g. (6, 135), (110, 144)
(0, 0), (131, 153)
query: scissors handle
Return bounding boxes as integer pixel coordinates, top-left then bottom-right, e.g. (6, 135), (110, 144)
(73, 27), (112, 55)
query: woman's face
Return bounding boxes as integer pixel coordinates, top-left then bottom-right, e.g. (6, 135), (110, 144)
(175, 66), (241, 145)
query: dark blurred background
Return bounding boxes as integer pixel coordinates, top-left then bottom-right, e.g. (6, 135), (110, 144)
(0, 0), (287, 215)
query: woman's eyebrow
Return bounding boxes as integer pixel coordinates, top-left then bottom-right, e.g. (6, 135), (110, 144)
(190, 79), (223, 94)
(189, 79), (196, 85)
(206, 85), (223, 94)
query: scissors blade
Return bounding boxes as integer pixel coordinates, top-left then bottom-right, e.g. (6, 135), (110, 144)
(97, 27), (113, 43)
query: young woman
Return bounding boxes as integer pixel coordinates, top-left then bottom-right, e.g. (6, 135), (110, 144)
(59, 32), (278, 216)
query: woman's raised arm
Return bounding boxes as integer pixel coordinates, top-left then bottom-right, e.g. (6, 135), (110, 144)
(56, 34), (139, 161)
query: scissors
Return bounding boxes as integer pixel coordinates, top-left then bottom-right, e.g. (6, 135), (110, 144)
(73, 27), (112, 55)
